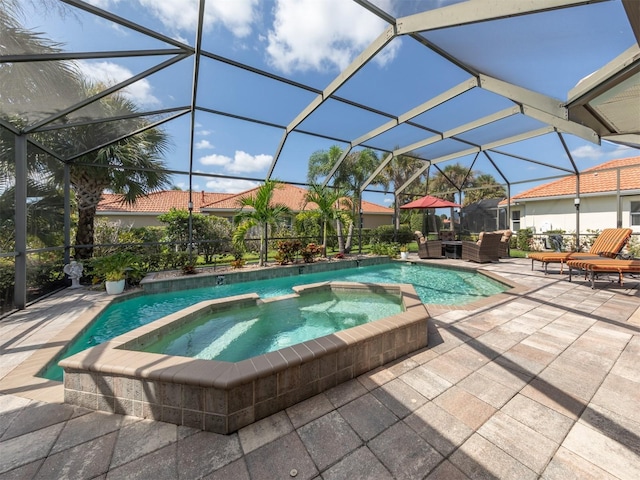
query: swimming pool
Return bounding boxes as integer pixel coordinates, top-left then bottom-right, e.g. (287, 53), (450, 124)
(132, 287), (403, 362)
(42, 262), (506, 380)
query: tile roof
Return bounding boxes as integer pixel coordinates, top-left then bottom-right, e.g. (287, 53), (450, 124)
(97, 190), (233, 213)
(97, 184), (392, 215)
(202, 183), (393, 214)
(507, 156), (640, 202)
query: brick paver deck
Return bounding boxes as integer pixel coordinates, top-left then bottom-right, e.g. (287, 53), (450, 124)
(1, 258), (639, 479)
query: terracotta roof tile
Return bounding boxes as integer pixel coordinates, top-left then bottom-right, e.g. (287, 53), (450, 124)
(508, 156), (640, 202)
(97, 190), (233, 213)
(98, 184), (392, 215)
(201, 183), (392, 214)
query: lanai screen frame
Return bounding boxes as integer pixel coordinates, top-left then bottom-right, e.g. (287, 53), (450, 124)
(2, 0), (639, 309)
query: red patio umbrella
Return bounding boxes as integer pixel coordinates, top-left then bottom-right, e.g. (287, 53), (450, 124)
(399, 195), (460, 209)
(400, 195), (461, 237)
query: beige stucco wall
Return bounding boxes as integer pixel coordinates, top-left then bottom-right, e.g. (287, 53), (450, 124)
(96, 213), (163, 228)
(362, 214), (392, 230)
(512, 193), (640, 234)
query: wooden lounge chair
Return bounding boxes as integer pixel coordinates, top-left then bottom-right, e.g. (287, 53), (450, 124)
(529, 228), (632, 274)
(567, 257), (640, 288)
(461, 232), (502, 263)
(414, 231), (443, 259)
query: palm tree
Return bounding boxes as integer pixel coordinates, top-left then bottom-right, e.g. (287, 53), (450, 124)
(381, 152), (428, 229)
(429, 163), (474, 203)
(307, 146), (384, 252)
(463, 173), (506, 205)
(304, 183), (351, 257)
(49, 85), (171, 260)
(1, 5), (171, 260)
(233, 180), (292, 266)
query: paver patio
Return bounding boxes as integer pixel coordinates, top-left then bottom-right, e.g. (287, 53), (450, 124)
(1, 257), (639, 479)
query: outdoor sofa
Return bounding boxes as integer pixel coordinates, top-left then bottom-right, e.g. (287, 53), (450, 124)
(528, 228), (632, 274)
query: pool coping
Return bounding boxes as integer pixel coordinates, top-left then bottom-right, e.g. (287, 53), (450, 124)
(1, 256), (524, 407)
(58, 282), (430, 433)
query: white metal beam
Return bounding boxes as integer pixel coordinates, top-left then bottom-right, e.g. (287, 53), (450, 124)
(522, 105), (600, 144)
(481, 126), (554, 151)
(351, 78), (477, 147)
(479, 74), (565, 118)
(395, 0), (605, 35)
(285, 25), (396, 134)
(320, 147), (352, 188)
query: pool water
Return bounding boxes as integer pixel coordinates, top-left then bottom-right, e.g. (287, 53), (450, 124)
(42, 263), (506, 380)
(135, 289), (402, 362)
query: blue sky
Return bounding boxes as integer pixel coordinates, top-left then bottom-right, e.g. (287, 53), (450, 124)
(19, 0), (638, 205)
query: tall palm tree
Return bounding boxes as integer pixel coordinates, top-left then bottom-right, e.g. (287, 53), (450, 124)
(304, 183), (350, 257)
(429, 163), (474, 203)
(307, 146), (384, 252)
(48, 85), (171, 260)
(382, 152), (428, 229)
(463, 173), (506, 205)
(233, 180), (292, 266)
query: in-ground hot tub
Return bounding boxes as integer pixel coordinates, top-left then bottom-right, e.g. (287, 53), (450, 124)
(59, 281), (429, 434)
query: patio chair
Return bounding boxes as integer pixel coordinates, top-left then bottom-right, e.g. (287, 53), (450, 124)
(461, 232), (502, 263)
(567, 257), (640, 288)
(496, 230), (513, 258)
(414, 231), (443, 259)
(529, 228), (632, 274)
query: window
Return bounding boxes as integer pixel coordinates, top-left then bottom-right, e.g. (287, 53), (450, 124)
(511, 210), (521, 231)
(631, 202), (640, 226)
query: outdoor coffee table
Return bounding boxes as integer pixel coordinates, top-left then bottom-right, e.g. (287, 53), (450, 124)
(441, 240), (462, 259)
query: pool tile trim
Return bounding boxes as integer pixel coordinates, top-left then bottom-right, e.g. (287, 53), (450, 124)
(59, 282), (429, 434)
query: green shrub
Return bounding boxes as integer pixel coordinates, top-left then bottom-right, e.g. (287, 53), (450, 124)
(515, 228), (534, 251)
(370, 225), (413, 245)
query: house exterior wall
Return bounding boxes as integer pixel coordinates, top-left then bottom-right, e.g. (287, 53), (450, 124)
(511, 193), (640, 234)
(362, 214), (392, 230)
(96, 214), (163, 228)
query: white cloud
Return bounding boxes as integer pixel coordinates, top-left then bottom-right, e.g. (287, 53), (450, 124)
(200, 150), (272, 173)
(197, 129), (212, 136)
(571, 145), (605, 160)
(85, 0), (121, 8)
(195, 140), (214, 150)
(77, 61), (160, 107)
(138, 0), (258, 38)
(266, 0), (398, 74)
(205, 178), (259, 193)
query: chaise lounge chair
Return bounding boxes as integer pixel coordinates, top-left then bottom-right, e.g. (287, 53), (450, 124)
(567, 257), (640, 288)
(414, 231), (443, 259)
(461, 232), (502, 263)
(529, 228), (632, 274)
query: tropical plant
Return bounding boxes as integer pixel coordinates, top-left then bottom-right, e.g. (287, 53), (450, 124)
(90, 251), (141, 282)
(232, 180), (292, 266)
(301, 243), (322, 263)
(303, 183), (350, 257)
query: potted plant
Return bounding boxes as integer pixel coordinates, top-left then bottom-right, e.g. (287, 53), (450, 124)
(90, 252), (140, 295)
(399, 244), (409, 260)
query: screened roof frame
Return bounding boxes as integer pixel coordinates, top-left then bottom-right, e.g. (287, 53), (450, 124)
(3, 0), (639, 187)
